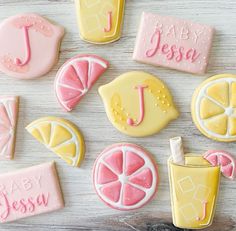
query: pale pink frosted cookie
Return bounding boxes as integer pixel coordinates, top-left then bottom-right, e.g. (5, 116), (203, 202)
(204, 150), (236, 180)
(93, 143), (159, 210)
(54, 54), (109, 112)
(0, 13), (64, 79)
(0, 96), (19, 160)
(133, 12), (214, 74)
(0, 162), (64, 223)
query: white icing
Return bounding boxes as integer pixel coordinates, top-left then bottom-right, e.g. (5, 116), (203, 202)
(169, 136), (185, 165)
(55, 56), (108, 111)
(94, 144), (158, 210)
(194, 77), (236, 139)
(0, 97), (17, 157)
(27, 120), (81, 166)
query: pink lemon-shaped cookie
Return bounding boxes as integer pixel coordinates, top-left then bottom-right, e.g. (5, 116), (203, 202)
(204, 150), (236, 180)
(0, 13), (64, 79)
(93, 143), (159, 210)
(54, 54), (109, 111)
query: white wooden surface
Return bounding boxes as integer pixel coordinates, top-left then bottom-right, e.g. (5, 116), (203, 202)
(0, 0), (236, 230)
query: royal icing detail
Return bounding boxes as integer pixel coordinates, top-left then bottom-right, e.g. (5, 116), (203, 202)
(191, 74), (236, 142)
(0, 13), (64, 79)
(75, 0), (125, 44)
(168, 154), (220, 229)
(204, 150), (236, 180)
(0, 96), (19, 160)
(0, 162), (64, 223)
(93, 143), (159, 210)
(55, 54), (109, 112)
(133, 12), (214, 74)
(26, 117), (85, 167)
(99, 71), (179, 137)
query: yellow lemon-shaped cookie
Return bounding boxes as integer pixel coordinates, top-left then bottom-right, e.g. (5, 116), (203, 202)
(99, 71), (179, 137)
(26, 117), (85, 166)
(191, 74), (236, 142)
(75, 0), (125, 44)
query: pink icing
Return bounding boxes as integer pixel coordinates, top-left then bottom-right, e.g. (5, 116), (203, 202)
(55, 54), (109, 112)
(104, 11), (112, 32)
(204, 150), (236, 180)
(0, 13), (64, 79)
(127, 85), (148, 126)
(93, 143), (159, 211)
(0, 162), (64, 223)
(123, 184), (146, 206)
(133, 12), (214, 74)
(125, 151), (145, 176)
(0, 96), (19, 160)
(14, 26), (32, 66)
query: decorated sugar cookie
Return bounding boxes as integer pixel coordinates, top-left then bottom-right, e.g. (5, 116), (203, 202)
(168, 137), (220, 229)
(75, 0), (125, 44)
(99, 71), (179, 137)
(133, 12), (214, 74)
(0, 162), (64, 223)
(191, 74), (236, 142)
(0, 13), (64, 79)
(0, 96), (19, 160)
(55, 54), (109, 111)
(26, 117), (85, 167)
(204, 150), (236, 180)
(93, 143), (159, 210)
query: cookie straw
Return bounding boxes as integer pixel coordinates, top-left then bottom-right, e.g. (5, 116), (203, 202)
(170, 136), (185, 165)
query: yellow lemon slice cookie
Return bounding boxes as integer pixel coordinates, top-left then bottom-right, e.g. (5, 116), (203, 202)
(75, 0), (125, 44)
(26, 117), (85, 166)
(99, 71), (179, 137)
(191, 74), (236, 142)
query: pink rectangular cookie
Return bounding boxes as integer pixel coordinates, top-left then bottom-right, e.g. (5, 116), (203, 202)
(0, 96), (19, 160)
(133, 12), (214, 74)
(0, 162), (64, 223)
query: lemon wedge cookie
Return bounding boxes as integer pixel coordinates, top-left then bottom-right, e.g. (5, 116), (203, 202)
(26, 117), (85, 166)
(191, 74), (236, 142)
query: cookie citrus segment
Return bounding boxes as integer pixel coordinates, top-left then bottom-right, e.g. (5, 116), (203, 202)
(26, 117), (85, 167)
(191, 74), (236, 142)
(55, 54), (109, 112)
(204, 150), (236, 180)
(93, 143), (158, 210)
(0, 96), (19, 159)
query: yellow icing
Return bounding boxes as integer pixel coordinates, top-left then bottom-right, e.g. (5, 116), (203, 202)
(26, 117), (85, 167)
(75, 0), (125, 44)
(99, 71), (179, 137)
(191, 74), (236, 142)
(168, 154), (220, 229)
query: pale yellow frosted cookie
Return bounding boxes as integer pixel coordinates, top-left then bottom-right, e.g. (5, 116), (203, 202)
(191, 74), (236, 142)
(99, 71), (179, 137)
(75, 0), (125, 44)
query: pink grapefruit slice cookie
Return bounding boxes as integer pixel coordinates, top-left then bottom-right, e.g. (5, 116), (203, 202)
(0, 96), (19, 160)
(93, 143), (159, 210)
(26, 117), (85, 167)
(204, 150), (236, 180)
(55, 54), (109, 111)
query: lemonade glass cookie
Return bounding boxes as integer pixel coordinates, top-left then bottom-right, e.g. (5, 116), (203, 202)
(75, 0), (125, 44)
(99, 71), (179, 137)
(191, 74), (236, 142)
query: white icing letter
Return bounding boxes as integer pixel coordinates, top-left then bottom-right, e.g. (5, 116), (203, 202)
(21, 178), (32, 191)
(166, 25), (176, 38)
(33, 175), (42, 188)
(194, 30), (203, 44)
(10, 181), (21, 194)
(180, 27), (189, 40)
